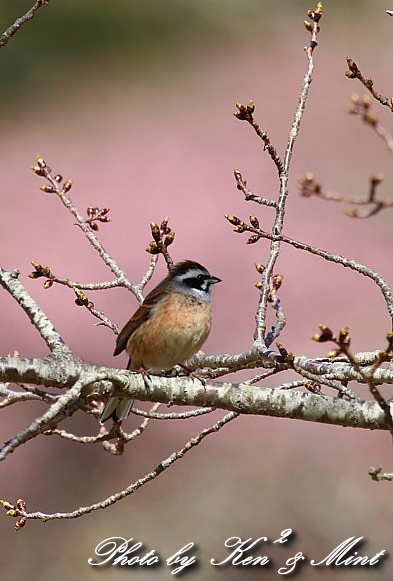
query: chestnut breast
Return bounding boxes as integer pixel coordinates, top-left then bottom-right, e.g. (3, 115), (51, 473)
(126, 293), (212, 370)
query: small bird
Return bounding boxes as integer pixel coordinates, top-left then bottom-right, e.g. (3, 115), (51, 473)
(100, 260), (221, 422)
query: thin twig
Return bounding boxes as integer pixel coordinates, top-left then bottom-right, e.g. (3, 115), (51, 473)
(245, 227), (393, 324)
(6, 411), (238, 522)
(0, 0), (51, 49)
(132, 406), (215, 419)
(0, 267), (69, 354)
(253, 4), (322, 346)
(234, 169), (277, 207)
(346, 57), (393, 112)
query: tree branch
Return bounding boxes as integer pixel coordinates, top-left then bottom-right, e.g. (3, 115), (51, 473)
(0, 1), (51, 49)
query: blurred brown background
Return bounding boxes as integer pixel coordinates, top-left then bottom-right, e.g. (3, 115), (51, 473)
(1, 0), (393, 579)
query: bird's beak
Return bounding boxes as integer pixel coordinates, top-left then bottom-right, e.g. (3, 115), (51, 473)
(387, 10), (393, 16)
(210, 276), (221, 284)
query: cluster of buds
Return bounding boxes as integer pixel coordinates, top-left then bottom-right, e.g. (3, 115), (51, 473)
(146, 217), (175, 255)
(304, 1), (322, 31)
(0, 499), (27, 531)
(225, 214), (262, 244)
(254, 262), (265, 288)
(85, 206), (111, 231)
(255, 272), (284, 298)
(73, 287), (94, 310)
(28, 261), (55, 289)
(344, 174), (384, 219)
(345, 57), (362, 82)
(298, 172), (321, 197)
(31, 156), (72, 194)
(311, 324), (351, 357)
(233, 100), (255, 122)
(348, 93), (377, 127)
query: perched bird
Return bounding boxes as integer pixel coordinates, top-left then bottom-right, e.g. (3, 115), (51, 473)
(100, 260), (221, 422)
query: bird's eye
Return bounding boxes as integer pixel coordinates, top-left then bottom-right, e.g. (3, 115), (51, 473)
(197, 274), (205, 280)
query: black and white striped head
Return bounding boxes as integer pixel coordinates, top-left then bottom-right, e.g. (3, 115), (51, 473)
(168, 260), (221, 302)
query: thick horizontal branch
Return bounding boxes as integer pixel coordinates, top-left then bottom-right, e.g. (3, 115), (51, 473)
(0, 356), (392, 433)
(96, 373), (391, 431)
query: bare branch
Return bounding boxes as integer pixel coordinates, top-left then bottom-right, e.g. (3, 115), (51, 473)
(233, 169), (277, 207)
(1, 411), (238, 524)
(0, 1), (51, 49)
(225, 219), (393, 324)
(253, 3), (322, 347)
(0, 267), (69, 354)
(346, 57), (393, 111)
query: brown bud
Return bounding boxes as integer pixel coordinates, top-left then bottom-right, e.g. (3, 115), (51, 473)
(160, 216), (169, 231)
(225, 214), (241, 226)
(150, 222), (161, 242)
(15, 519), (26, 531)
(338, 326), (350, 346)
(36, 156), (46, 168)
(272, 274), (283, 290)
(62, 180), (73, 193)
(73, 287), (89, 307)
(146, 241), (160, 254)
(31, 166), (46, 176)
(16, 499), (26, 511)
(247, 100), (255, 113)
(305, 382), (321, 394)
(312, 324), (334, 343)
(304, 20), (313, 31)
(40, 185), (55, 193)
(54, 174), (63, 183)
(249, 215), (260, 228)
(307, 6), (322, 23)
(255, 282), (262, 290)
(255, 263), (265, 274)
(363, 113), (376, 126)
(234, 102), (249, 120)
(363, 78), (373, 89)
(371, 173), (384, 185)
(164, 232), (175, 246)
(43, 279), (53, 289)
(30, 261), (52, 278)
(276, 343), (290, 361)
(344, 207), (358, 218)
(233, 225), (246, 233)
(326, 349), (340, 358)
(246, 235), (260, 244)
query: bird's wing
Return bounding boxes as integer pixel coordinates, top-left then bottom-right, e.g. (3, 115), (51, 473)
(114, 286), (165, 356)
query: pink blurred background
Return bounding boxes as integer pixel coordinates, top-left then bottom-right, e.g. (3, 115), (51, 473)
(1, 0), (393, 579)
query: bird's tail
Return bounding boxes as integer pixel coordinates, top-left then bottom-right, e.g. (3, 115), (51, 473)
(100, 358), (134, 423)
(100, 397), (134, 423)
